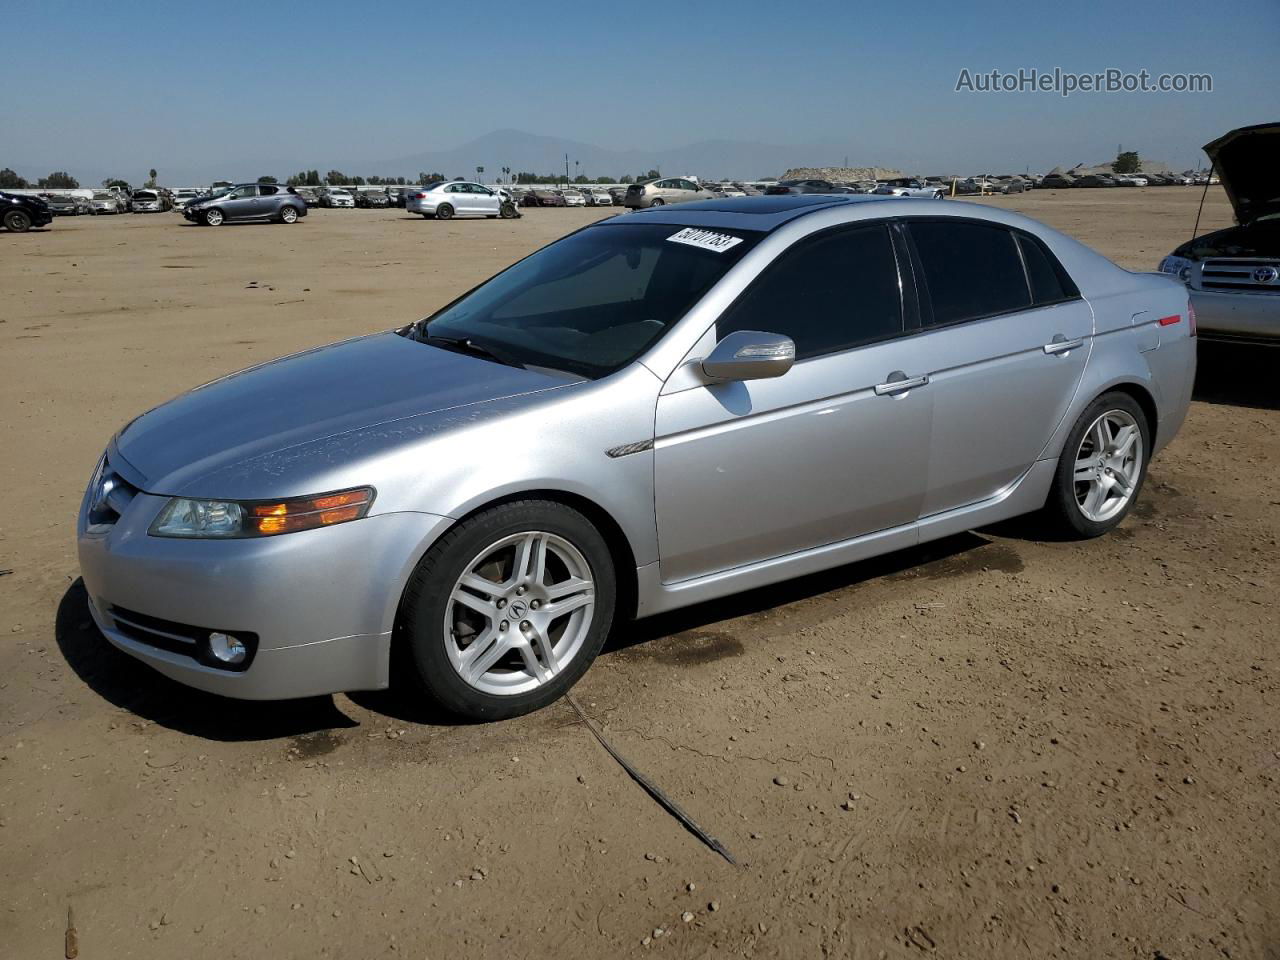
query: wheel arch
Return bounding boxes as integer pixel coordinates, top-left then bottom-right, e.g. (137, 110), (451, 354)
(388, 488), (641, 670)
(1045, 374), (1160, 462)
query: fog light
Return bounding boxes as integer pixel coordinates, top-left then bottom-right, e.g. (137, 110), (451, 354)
(208, 632), (247, 664)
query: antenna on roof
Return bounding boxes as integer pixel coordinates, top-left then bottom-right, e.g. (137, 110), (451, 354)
(1189, 160), (1214, 245)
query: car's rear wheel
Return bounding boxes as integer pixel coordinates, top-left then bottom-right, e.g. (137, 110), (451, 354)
(400, 500), (616, 720)
(4, 209), (33, 233)
(436, 203), (454, 220)
(203, 208), (224, 226)
(279, 205), (299, 224)
(1044, 392), (1149, 538)
(648, 198), (665, 207)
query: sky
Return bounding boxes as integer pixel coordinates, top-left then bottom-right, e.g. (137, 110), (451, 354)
(4, 0), (1277, 184)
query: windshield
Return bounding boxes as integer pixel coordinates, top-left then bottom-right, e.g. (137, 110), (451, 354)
(411, 222), (761, 379)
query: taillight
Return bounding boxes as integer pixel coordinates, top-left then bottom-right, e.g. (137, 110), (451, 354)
(415, 192), (427, 199)
(1187, 300), (1197, 337)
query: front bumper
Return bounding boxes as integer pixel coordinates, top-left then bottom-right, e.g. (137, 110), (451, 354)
(77, 478), (451, 699)
(1190, 288), (1280, 343)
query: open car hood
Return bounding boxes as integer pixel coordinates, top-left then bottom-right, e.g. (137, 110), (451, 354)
(1204, 122), (1280, 226)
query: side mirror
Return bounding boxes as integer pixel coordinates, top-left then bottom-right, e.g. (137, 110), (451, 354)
(701, 331), (795, 383)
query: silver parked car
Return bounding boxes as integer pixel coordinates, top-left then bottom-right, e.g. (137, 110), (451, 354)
(183, 183), (308, 226)
(406, 181), (517, 219)
(624, 177), (718, 209)
(78, 195), (1195, 720)
(1157, 121), (1279, 343)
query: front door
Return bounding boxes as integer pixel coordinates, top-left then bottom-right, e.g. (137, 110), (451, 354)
(654, 222), (932, 583)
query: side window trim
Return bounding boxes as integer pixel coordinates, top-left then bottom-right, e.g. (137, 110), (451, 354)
(714, 220), (909, 363)
(1012, 229), (1082, 304)
(899, 216), (1083, 331)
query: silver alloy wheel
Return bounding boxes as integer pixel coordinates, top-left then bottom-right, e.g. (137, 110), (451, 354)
(281, 206), (298, 223)
(1073, 409), (1143, 523)
(205, 209), (224, 226)
(444, 531), (596, 696)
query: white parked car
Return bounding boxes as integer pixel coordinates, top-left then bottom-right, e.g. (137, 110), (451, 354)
(560, 190), (587, 207)
(322, 188), (355, 208)
(716, 185), (747, 198)
(405, 181), (518, 220)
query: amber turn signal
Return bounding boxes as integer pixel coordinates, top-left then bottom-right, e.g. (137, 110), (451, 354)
(246, 487), (374, 536)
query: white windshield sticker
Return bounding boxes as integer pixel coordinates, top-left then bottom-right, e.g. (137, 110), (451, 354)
(666, 227), (744, 253)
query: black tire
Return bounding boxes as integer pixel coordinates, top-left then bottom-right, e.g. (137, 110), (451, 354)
(1042, 391), (1150, 539)
(421, 212), (433, 219)
(649, 198), (665, 207)
(279, 205), (299, 224)
(499, 202), (517, 219)
(3, 209), (33, 233)
(436, 203), (454, 220)
(203, 207), (225, 227)
(399, 500), (617, 721)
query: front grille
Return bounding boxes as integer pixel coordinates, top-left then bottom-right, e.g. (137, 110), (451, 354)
(1198, 258), (1280, 293)
(107, 605), (259, 671)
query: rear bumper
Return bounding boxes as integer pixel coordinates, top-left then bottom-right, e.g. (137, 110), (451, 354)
(1190, 288), (1280, 343)
(405, 197), (439, 214)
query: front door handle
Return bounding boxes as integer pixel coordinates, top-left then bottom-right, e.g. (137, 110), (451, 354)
(1043, 335), (1084, 355)
(874, 371), (929, 396)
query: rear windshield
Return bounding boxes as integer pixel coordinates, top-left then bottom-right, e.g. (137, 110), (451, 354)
(410, 222), (761, 379)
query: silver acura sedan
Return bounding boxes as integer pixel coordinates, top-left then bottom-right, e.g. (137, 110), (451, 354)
(78, 195), (1196, 719)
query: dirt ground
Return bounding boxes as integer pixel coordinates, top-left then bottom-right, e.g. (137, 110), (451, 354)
(1, 189), (1275, 960)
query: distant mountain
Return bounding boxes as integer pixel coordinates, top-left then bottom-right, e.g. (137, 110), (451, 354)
(369, 129), (873, 182)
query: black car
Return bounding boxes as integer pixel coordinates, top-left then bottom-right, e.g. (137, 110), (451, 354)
(1, 191), (54, 232)
(355, 189), (391, 208)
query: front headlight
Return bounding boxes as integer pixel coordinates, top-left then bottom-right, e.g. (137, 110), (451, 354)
(149, 487), (374, 538)
(1158, 255), (1194, 281)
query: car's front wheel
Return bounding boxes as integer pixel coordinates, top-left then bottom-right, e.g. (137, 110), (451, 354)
(1044, 392), (1149, 538)
(3, 209), (33, 233)
(400, 500), (616, 720)
(203, 208), (224, 226)
(499, 202), (517, 219)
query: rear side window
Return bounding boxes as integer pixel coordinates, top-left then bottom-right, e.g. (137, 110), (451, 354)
(259, 185), (278, 196)
(908, 220), (1031, 326)
(718, 224), (903, 360)
(1016, 232), (1077, 304)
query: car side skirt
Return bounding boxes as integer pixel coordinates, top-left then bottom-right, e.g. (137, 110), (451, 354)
(633, 458), (1057, 618)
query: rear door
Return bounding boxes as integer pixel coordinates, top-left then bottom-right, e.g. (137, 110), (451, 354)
(900, 218), (1093, 517)
(654, 222), (932, 582)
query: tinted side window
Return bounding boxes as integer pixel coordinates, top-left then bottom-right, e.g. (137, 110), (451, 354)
(1016, 233), (1076, 304)
(259, 185), (278, 196)
(718, 224), (902, 361)
(909, 221), (1031, 326)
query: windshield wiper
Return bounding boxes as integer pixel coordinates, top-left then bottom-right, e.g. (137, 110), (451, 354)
(421, 333), (525, 369)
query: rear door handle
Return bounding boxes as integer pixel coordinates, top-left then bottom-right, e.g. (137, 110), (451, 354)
(874, 372), (929, 396)
(1043, 335), (1084, 355)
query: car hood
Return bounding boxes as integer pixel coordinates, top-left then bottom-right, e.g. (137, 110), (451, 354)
(1203, 122), (1280, 225)
(111, 331), (575, 496)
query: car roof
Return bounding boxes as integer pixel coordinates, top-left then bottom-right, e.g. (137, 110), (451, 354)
(600, 194), (891, 232)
